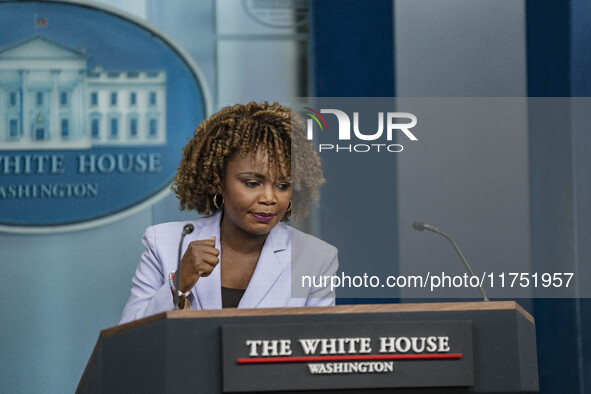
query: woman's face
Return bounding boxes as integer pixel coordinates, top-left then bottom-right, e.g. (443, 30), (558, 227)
(220, 149), (291, 238)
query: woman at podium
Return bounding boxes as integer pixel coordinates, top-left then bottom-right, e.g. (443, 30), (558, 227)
(119, 102), (338, 324)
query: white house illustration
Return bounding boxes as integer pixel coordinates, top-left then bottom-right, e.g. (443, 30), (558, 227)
(0, 36), (166, 150)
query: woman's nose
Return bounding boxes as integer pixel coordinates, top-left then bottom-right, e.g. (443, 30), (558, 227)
(258, 184), (277, 205)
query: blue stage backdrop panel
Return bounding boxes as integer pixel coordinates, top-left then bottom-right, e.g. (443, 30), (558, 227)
(527, 0), (589, 393)
(309, 0), (399, 303)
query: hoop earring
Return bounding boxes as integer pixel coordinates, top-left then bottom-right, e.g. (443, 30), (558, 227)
(213, 193), (224, 210)
(287, 200), (292, 213)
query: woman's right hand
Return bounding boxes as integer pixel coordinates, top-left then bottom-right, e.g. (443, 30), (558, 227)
(178, 236), (219, 292)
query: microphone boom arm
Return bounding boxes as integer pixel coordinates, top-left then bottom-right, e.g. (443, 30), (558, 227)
(174, 224), (194, 309)
(413, 221), (489, 301)
(435, 228), (489, 302)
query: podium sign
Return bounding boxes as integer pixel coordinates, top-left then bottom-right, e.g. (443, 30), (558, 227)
(222, 321), (473, 392)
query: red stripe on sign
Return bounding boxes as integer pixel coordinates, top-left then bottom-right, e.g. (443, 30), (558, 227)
(237, 353), (462, 364)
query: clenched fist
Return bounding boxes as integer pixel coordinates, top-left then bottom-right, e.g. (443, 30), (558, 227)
(178, 236), (219, 292)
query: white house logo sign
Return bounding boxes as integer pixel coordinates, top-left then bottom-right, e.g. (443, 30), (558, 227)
(0, 1), (209, 232)
(221, 321), (474, 392)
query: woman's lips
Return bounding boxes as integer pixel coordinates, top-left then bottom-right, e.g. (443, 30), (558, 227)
(251, 213), (275, 223)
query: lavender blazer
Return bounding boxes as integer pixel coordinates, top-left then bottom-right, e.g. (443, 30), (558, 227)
(119, 210), (339, 324)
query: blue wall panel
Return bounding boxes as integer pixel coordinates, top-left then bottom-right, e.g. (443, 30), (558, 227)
(527, 0), (590, 392)
(309, 0), (398, 305)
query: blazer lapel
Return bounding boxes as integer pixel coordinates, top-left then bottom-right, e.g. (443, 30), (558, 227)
(239, 223), (290, 308)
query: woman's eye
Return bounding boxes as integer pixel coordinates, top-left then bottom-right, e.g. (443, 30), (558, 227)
(244, 181), (259, 188)
(276, 183), (291, 191)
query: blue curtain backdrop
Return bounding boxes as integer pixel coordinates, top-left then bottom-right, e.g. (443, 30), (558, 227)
(527, 0), (591, 392)
(309, 0), (399, 305)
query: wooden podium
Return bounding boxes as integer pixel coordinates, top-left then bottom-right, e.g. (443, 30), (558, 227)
(77, 301), (538, 393)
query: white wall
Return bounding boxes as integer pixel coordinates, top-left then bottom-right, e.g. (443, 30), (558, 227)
(215, 0), (308, 107)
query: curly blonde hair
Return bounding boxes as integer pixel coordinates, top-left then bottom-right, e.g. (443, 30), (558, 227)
(172, 102), (324, 221)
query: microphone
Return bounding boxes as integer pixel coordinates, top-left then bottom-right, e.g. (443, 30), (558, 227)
(174, 224), (194, 309)
(182, 224), (195, 236)
(412, 220), (489, 301)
